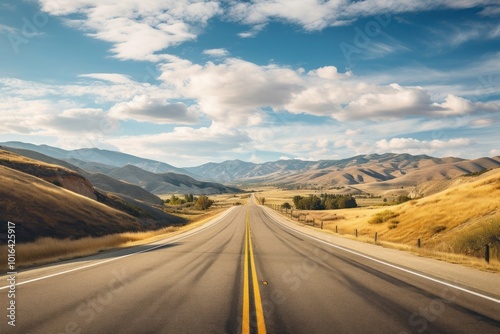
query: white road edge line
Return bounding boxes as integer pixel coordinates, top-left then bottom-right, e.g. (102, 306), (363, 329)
(265, 208), (500, 304)
(0, 207), (236, 290)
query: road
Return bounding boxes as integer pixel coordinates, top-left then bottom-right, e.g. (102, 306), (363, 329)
(1, 198), (499, 333)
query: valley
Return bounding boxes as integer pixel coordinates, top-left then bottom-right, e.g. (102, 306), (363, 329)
(0, 141), (499, 272)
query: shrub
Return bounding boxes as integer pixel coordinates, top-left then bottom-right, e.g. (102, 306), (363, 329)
(432, 225), (447, 234)
(195, 195), (214, 210)
(452, 219), (500, 259)
(369, 210), (399, 224)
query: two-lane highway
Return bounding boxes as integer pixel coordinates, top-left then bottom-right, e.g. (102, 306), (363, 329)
(1, 198), (499, 333)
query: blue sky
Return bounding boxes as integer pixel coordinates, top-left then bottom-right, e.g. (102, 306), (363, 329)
(1, 0), (499, 166)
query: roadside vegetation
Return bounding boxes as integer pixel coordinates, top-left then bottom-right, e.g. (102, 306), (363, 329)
(292, 194), (357, 210)
(257, 170), (500, 272)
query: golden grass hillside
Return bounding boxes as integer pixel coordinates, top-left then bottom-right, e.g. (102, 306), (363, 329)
(378, 169), (500, 257)
(0, 165), (142, 243)
(258, 170), (500, 265)
(0, 149), (96, 199)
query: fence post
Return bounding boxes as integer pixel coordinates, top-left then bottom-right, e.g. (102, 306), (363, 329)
(485, 244), (490, 263)
(375, 232), (378, 243)
(321, 221), (323, 229)
(417, 239), (421, 248)
(336, 225), (338, 233)
(355, 229), (358, 238)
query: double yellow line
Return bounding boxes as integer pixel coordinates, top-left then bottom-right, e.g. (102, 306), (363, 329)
(242, 209), (267, 334)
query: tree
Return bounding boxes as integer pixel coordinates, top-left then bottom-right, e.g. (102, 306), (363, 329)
(282, 202), (292, 210)
(195, 195), (214, 210)
(261, 197), (266, 205)
(396, 195), (411, 204)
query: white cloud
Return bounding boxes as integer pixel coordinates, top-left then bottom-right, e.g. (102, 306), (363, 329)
(227, 0), (492, 31)
(479, 5), (500, 17)
(345, 129), (362, 136)
(159, 57), (303, 125)
(0, 23), (17, 34)
(434, 94), (474, 115)
(238, 23), (266, 38)
(78, 73), (134, 84)
(106, 123), (250, 165)
(38, 0), (221, 61)
(203, 48), (229, 57)
(341, 84), (435, 120)
(40, 108), (119, 135)
(0, 76), (172, 104)
(109, 95), (198, 124)
(376, 137), (473, 155)
(490, 149), (500, 156)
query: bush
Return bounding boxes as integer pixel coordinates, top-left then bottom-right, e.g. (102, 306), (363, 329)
(195, 195), (214, 210)
(432, 225), (447, 234)
(396, 195), (411, 204)
(369, 210), (399, 224)
(452, 219), (500, 259)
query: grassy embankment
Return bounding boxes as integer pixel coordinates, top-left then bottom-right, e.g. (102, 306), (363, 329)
(256, 170), (500, 272)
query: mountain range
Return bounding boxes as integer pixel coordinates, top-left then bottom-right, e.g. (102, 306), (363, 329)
(2, 141), (500, 193)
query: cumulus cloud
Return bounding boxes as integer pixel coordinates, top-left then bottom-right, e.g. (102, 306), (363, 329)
(106, 123), (251, 165)
(159, 57), (304, 125)
(40, 108), (120, 135)
(109, 95), (198, 124)
(203, 48), (229, 57)
(38, 0), (221, 61)
(376, 137), (473, 155)
(341, 84), (436, 120)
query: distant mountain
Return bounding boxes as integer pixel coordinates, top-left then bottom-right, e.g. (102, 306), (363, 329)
(186, 153), (500, 187)
(186, 160), (258, 183)
(0, 141), (195, 176)
(106, 164), (241, 195)
(86, 173), (163, 205)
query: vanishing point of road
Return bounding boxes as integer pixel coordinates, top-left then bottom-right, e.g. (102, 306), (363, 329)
(1, 196), (499, 333)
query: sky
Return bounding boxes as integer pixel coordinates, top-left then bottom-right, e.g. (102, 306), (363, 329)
(0, 0), (499, 167)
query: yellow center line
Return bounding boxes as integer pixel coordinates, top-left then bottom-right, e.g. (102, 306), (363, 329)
(242, 207), (267, 334)
(242, 211), (250, 334)
(249, 216), (267, 334)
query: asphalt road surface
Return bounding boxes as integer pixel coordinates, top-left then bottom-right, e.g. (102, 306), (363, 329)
(1, 198), (499, 333)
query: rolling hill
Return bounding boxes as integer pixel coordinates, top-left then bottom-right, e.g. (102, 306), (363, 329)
(0, 164), (142, 243)
(0, 146), (163, 205)
(0, 150), (187, 243)
(106, 164), (242, 195)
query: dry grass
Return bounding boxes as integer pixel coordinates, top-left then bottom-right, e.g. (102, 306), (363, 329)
(0, 207), (227, 271)
(265, 170), (500, 272)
